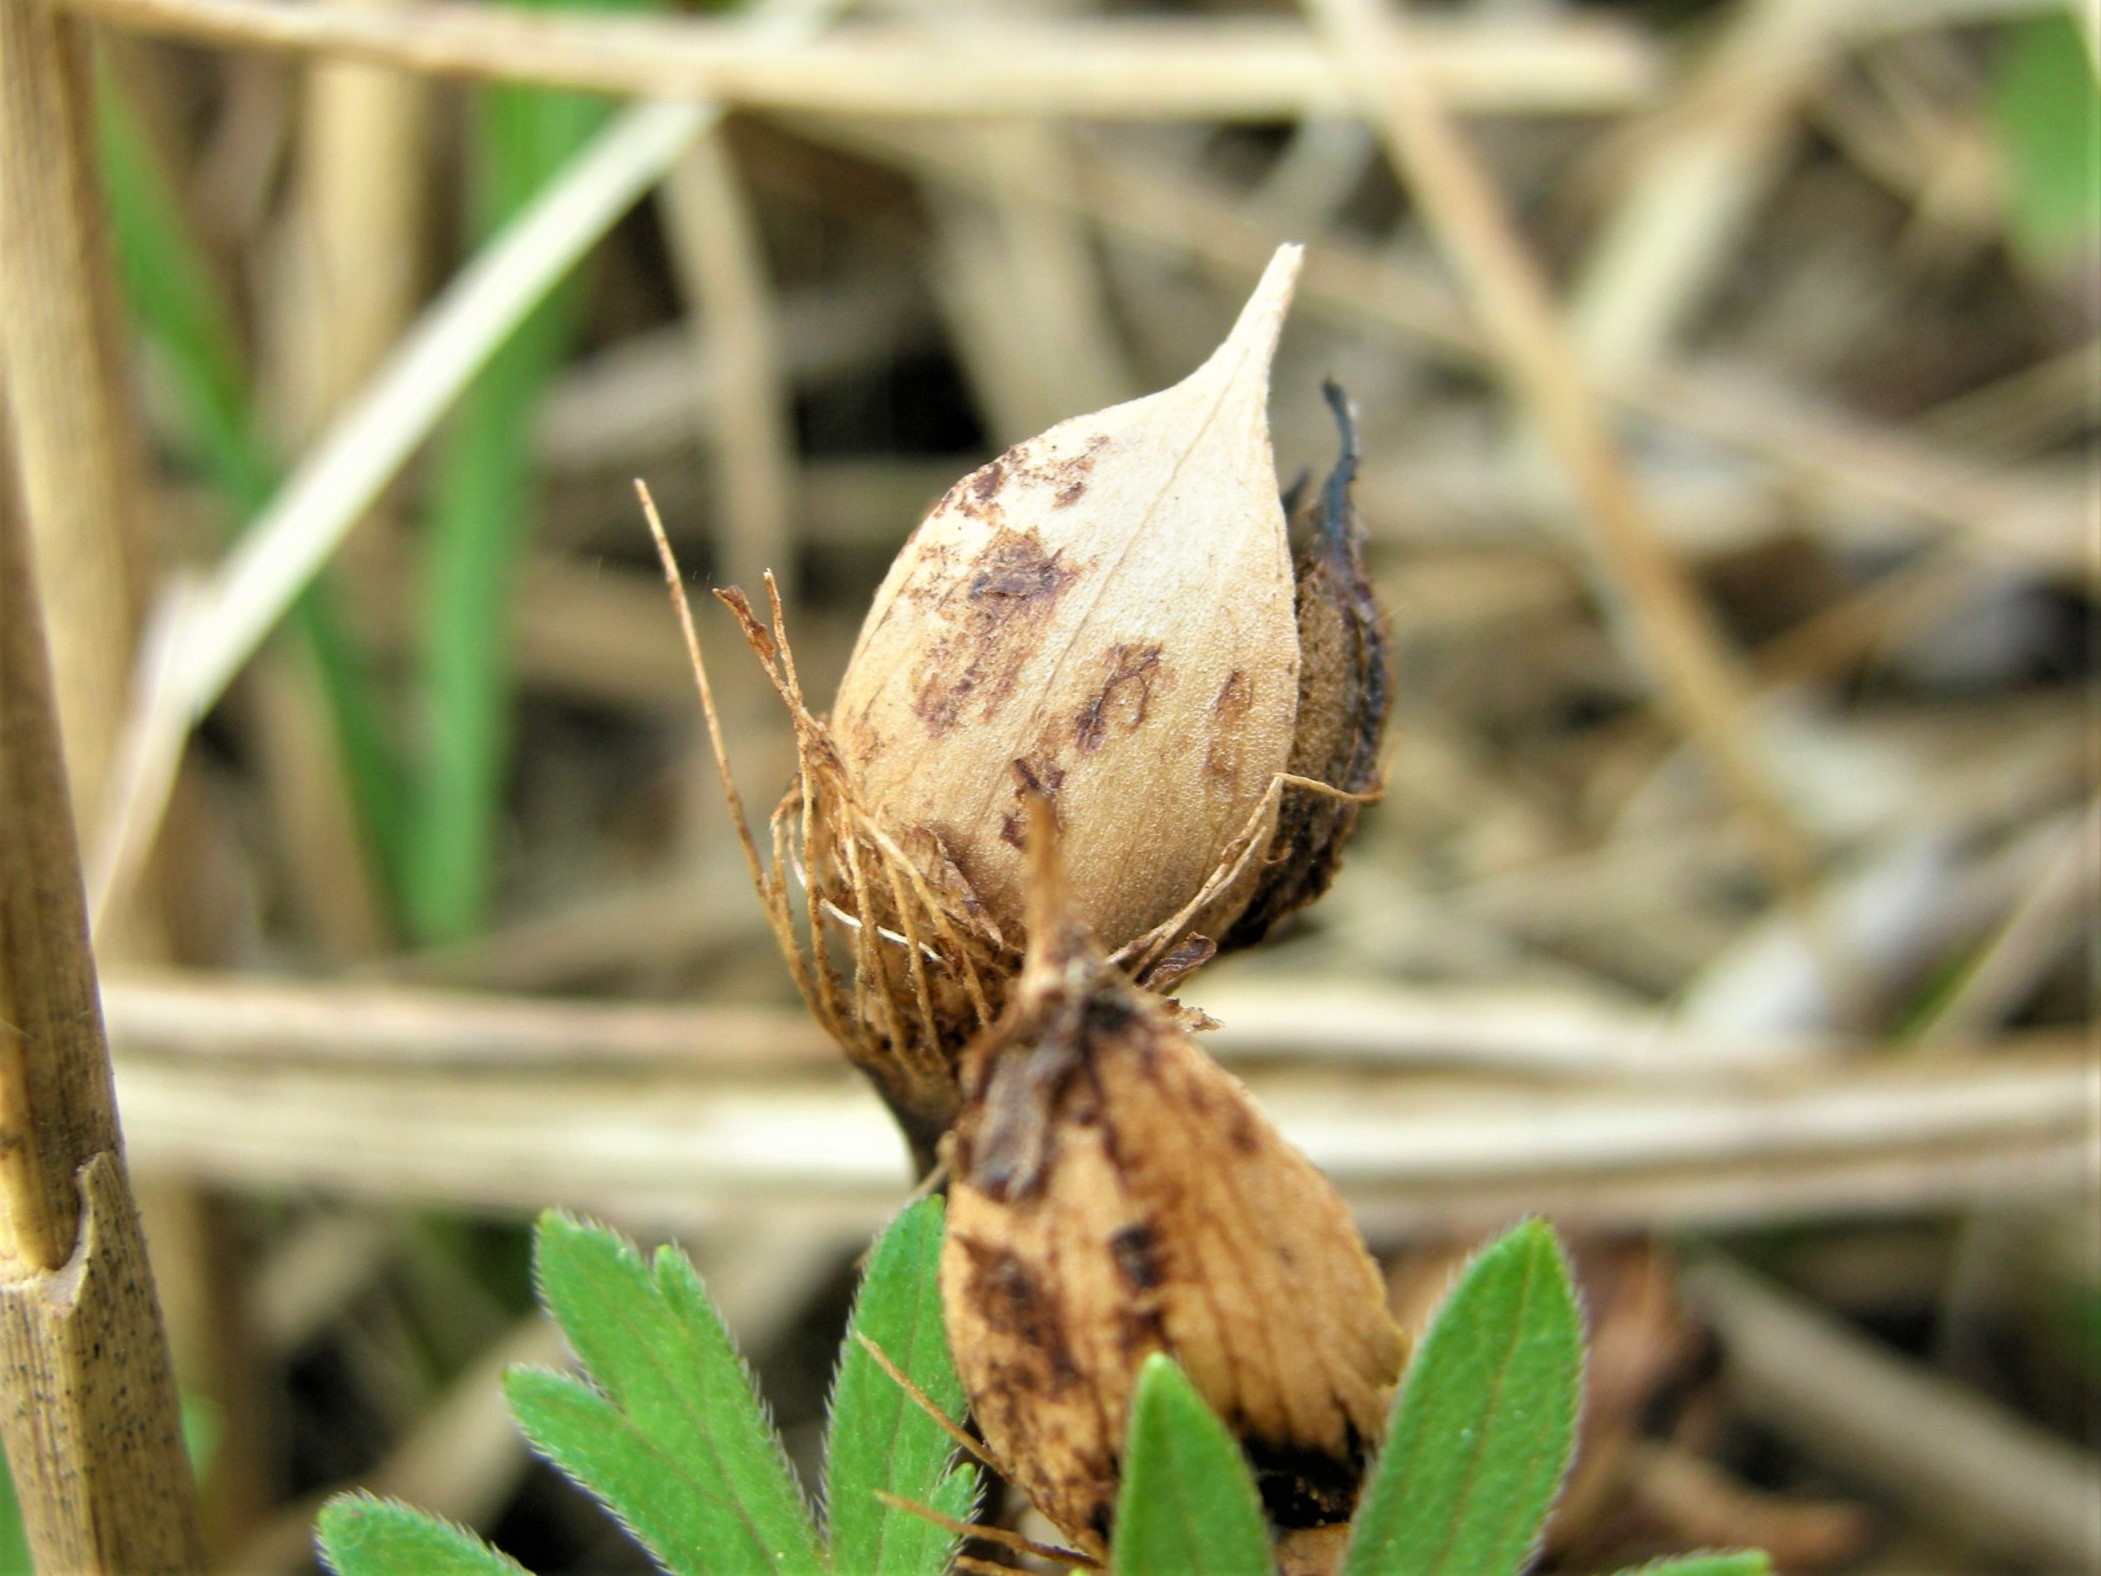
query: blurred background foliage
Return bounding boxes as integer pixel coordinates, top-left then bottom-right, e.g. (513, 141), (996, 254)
(0, 0), (2095, 1570)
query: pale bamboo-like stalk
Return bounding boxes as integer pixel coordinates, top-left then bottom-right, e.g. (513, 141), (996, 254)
(52, 0), (1666, 115)
(0, 0), (150, 835)
(0, 396), (203, 1571)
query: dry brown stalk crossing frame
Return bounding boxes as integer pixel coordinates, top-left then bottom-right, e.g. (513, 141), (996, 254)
(0, 403), (202, 1570)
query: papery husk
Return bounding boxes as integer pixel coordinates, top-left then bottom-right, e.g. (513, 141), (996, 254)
(831, 246), (1307, 952)
(691, 579), (1013, 1170)
(939, 811), (1405, 1556)
(646, 257), (1390, 1174)
(1220, 381), (1392, 952)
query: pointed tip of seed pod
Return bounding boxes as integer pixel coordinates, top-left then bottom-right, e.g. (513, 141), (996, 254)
(1189, 243), (1304, 398)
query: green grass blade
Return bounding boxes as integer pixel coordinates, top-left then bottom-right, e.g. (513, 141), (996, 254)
(525, 1211), (824, 1576)
(1342, 1219), (1583, 1576)
(1605, 1556), (1770, 1576)
(0, 1453), (29, 1576)
(96, 65), (408, 902)
(1109, 1353), (1272, 1576)
(401, 0), (636, 945)
(1989, 12), (2101, 275)
(315, 1494), (530, 1576)
(825, 1196), (978, 1575)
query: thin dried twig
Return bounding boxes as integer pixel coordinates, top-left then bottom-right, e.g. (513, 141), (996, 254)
(105, 1020), (2090, 1230)
(1302, 0), (1816, 906)
(1684, 1255), (2101, 1569)
(52, 1), (1665, 115)
(659, 132), (800, 597)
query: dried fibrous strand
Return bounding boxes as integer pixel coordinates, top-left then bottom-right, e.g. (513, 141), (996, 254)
(939, 828), (1404, 1554)
(646, 497), (1005, 1168)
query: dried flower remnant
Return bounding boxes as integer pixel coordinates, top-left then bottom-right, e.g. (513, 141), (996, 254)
(938, 812), (1405, 1559)
(1221, 381), (1390, 952)
(650, 243), (1391, 1170)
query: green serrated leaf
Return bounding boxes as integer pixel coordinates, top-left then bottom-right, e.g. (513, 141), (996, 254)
(825, 1196), (979, 1575)
(1605, 1554), (1770, 1576)
(505, 1368), (751, 1576)
(1109, 1354), (1272, 1576)
(1342, 1219), (1583, 1576)
(315, 1493), (530, 1576)
(525, 1213), (824, 1576)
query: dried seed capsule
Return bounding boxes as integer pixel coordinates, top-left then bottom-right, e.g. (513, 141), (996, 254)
(664, 247), (1391, 1173)
(939, 823), (1405, 1556)
(831, 247), (1307, 951)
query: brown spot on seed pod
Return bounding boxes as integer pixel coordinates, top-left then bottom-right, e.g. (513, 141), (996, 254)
(942, 848), (1404, 1553)
(970, 530), (1071, 603)
(911, 529), (1078, 736)
(1073, 643), (1165, 753)
(956, 1232), (1080, 1391)
(1048, 442), (1104, 508)
(1110, 1224), (1161, 1291)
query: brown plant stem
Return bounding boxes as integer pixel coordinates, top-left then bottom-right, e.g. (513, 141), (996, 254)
(0, 0), (151, 835)
(0, 395), (203, 1571)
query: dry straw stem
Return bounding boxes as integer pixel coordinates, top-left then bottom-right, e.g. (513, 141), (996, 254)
(0, 0), (153, 832)
(1684, 1256), (2101, 1570)
(99, 979), (2090, 1229)
(1303, 0), (1815, 906)
(54, 2), (1665, 117)
(659, 131), (800, 598)
(289, 0), (430, 433)
(1568, 0), (1847, 383)
(89, 965), (2044, 1082)
(0, 405), (202, 1572)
